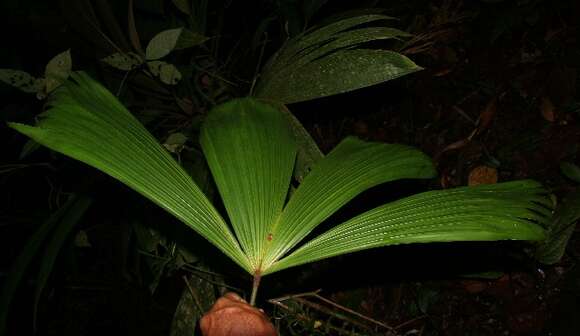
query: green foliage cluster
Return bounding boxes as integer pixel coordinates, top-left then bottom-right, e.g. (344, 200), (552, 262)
(9, 72), (550, 306)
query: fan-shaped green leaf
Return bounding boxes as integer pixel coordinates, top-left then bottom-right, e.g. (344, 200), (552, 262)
(267, 180), (550, 274)
(8, 72), (251, 272)
(200, 98), (297, 271)
(284, 27), (411, 72)
(257, 49), (420, 104)
(271, 14), (395, 70)
(255, 14), (420, 104)
(260, 136), (436, 271)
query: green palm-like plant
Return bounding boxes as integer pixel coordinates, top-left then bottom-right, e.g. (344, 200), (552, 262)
(9, 72), (551, 305)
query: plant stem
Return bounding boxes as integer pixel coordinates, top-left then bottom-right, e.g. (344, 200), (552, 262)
(250, 272), (261, 306)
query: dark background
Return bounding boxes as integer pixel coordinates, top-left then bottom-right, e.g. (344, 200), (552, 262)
(1, 0), (579, 335)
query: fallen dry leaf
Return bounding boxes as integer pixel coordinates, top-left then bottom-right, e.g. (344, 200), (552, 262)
(540, 96), (555, 122)
(468, 166), (498, 186)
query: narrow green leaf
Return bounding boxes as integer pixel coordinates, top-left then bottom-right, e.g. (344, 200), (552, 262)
(261, 136), (436, 271)
(273, 102), (323, 183)
(8, 72), (251, 272)
(560, 161), (580, 184)
(200, 98), (297, 271)
(33, 195), (92, 332)
(172, 0), (191, 15)
(267, 180), (550, 274)
(19, 139), (41, 159)
(0, 195), (79, 335)
(175, 29), (209, 50)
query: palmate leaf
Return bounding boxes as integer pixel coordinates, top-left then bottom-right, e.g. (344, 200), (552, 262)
(8, 74), (552, 303)
(255, 14), (421, 104)
(8, 72), (251, 273)
(267, 180), (551, 274)
(195, 100), (437, 274)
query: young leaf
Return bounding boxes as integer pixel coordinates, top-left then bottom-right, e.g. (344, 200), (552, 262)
(147, 61), (182, 85)
(8, 72), (251, 272)
(144, 28), (206, 60)
(146, 28), (183, 60)
(260, 136), (437, 270)
(43, 49), (72, 94)
(172, 0), (191, 15)
(200, 98), (297, 270)
(267, 180), (550, 274)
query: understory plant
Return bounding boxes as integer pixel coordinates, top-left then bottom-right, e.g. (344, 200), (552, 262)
(9, 72), (551, 305)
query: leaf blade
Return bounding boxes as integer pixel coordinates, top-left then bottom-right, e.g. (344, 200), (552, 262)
(257, 49), (421, 104)
(261, 136), (436, 270)
(146, 28), (183, 60)
(200, 98), (297, 271)
(8, 72), (251, 273)
(256, 14), (419, 104)
(267, 180), (550, 274)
